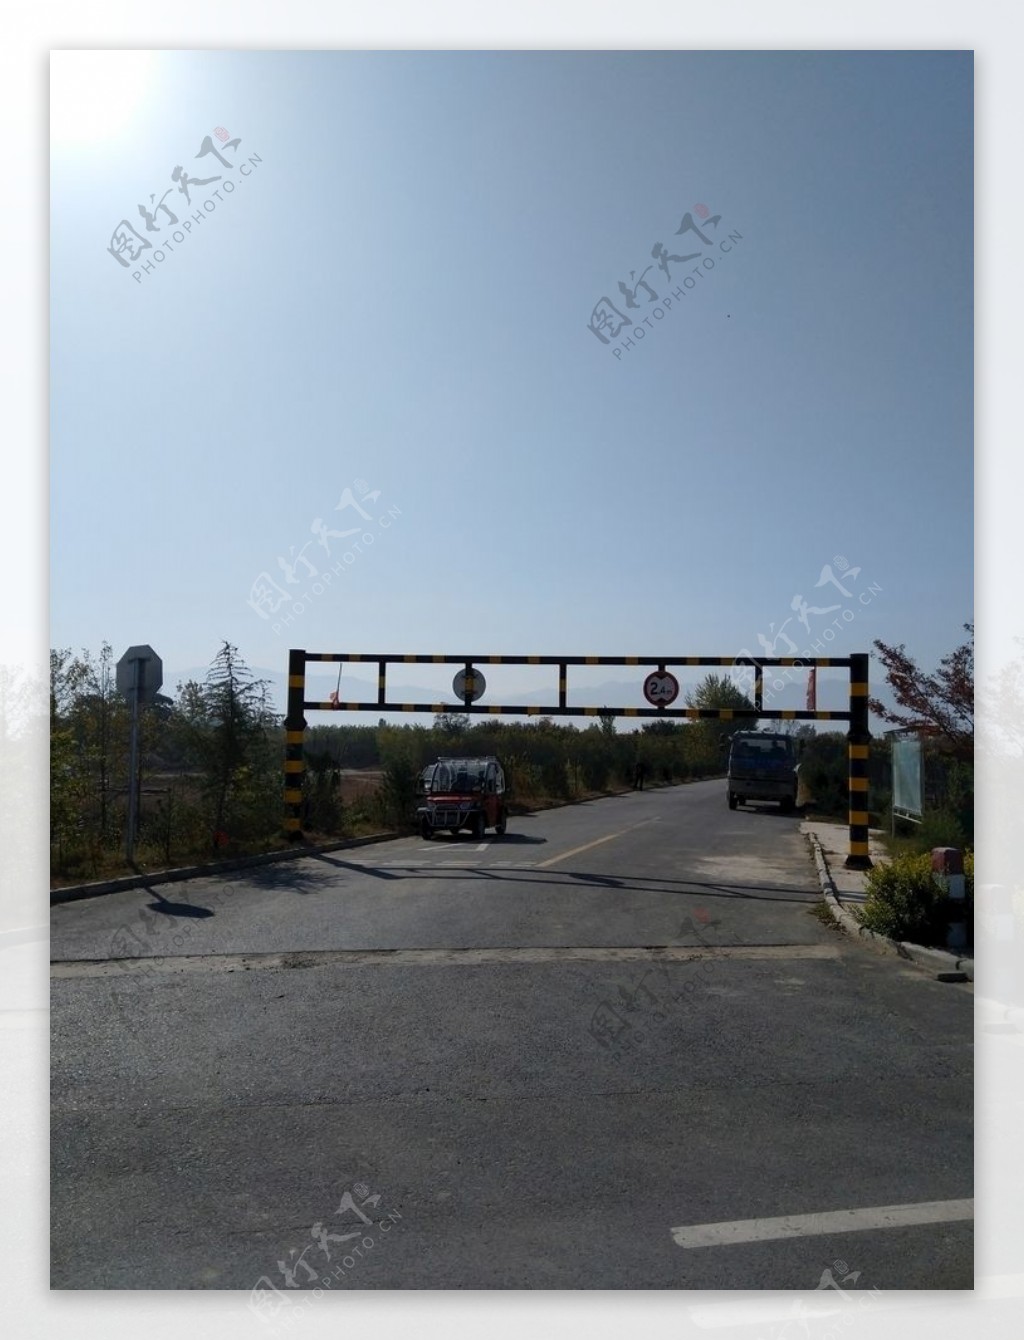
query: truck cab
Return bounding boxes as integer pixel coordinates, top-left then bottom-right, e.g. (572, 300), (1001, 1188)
(727, 732), (798, 812)
(416, 755), (508, 839)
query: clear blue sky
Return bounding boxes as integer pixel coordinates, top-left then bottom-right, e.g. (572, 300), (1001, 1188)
(50, 50), (972, 714)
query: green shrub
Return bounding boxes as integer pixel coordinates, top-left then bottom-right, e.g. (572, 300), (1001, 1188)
(860, 853), (950, 945)
(914, 807), (968, 854)
(345, 793), (380, 835)
(378, 749), (419, 830)
(579, 754), (609, 792)
(540, 759), (571, 799)
(304, 763), (345, 836)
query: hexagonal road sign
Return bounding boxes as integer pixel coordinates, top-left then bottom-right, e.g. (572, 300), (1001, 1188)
(116, 645), (163, 704)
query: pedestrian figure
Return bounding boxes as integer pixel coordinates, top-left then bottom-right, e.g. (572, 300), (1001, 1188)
(633, 762), (646, 790)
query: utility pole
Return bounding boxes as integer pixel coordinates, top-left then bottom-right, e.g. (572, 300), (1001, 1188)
(125, 658), (141, 864)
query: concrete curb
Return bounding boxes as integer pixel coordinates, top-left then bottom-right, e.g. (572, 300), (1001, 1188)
(806, 833), (974, 983)
(49, 832), (398, 906)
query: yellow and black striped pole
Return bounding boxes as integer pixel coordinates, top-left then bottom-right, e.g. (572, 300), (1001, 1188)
(845, 651), (872, 869)
(283, 647), (307, 839)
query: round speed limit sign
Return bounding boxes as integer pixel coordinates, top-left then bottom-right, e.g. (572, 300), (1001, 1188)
(643, 669), (680, 707)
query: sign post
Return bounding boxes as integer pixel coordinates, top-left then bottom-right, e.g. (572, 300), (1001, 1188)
(116, 645), (163, 864)
(126, 658), (141, 862)
(453, 667), (486, 708)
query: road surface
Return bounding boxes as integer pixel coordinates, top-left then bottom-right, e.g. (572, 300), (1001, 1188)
(50, 780), (973, 1293)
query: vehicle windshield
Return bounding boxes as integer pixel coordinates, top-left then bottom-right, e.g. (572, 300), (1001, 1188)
(428, 759), (487, 793)
(731, 737), (795, 761)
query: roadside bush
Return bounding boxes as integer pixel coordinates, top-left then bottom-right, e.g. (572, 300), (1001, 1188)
(345, 792), (380, 835)
(304, 755), (345, 836)
(579, 754), (609, 791)
(872, 785), (892, 829)
(540, 759), (572, 799)
(961, 849), (975, 945)
(377, 745), (419, 830)
(507, 758), (541, 801)
(796, 733), (847, 817)
(914, 807), (968, 855)
(144, 782), (207, 865)
(860, 853), (950, 945)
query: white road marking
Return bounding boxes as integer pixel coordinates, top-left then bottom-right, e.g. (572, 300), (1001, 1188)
(475, 842), (489, 851)
(353, 858), (538, 871)
(669, 1198), (974, 1249)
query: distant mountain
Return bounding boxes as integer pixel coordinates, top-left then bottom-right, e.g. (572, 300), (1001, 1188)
(166, 666), (672, 723)
(166, 666), (814, 726)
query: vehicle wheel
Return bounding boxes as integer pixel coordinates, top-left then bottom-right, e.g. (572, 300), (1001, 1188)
(471, 812), (485, 840)
(728, 792), (738, 810)
(781, 797), (796, 813)
(420, 817), (434, 840)
(495, 810), (507, 836)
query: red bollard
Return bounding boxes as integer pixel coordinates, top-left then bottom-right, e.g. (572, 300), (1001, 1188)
(932, 847), (967, 951)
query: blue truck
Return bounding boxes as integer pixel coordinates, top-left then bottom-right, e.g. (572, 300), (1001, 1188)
(727, 732), (799, 812)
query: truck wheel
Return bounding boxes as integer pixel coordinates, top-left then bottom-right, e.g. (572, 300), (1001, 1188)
(495, 810), (507, 836)
(728, 792), (738, 810)
(421, 817), (434, 840)
(781, 797), (796, 813)
(471, 812), (485, 840)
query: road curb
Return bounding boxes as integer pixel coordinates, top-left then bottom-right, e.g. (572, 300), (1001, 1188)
(806, 833), (974, 983)
(49, 832), (398, 906)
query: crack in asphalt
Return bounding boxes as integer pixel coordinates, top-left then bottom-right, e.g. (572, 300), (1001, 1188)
(51, 942), (841, 978)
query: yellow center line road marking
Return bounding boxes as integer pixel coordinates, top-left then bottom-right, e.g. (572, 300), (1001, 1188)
(537, 819), (657, 869)
(670, 1199), (974, 1249)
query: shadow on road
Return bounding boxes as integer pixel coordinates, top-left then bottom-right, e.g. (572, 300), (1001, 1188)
(142, 890), (215, 919)
(138, 860), (817, 909)
(308, 853), (404, 880)
(384, 866), (816, 902)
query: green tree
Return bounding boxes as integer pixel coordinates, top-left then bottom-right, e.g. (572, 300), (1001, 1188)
(685, 672), (757, 757)
(49, 644), (133, 868)
(76, 643), (130, 843)
(304, 748), (345, 835)
(50, 649), (89, 871)
(176, 642), (278, 840)
(642, 719), (681, 737)
(377, 736), (420, 829)
(598, 708), (616, 739)
(434, 711), (470, 734)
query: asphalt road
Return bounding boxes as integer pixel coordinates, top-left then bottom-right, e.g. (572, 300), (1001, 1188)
(50, 780), (973, 1294)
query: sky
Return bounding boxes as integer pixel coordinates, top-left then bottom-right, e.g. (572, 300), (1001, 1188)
(49, 49), (973, 719)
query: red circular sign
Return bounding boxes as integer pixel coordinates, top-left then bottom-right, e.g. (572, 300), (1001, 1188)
(643, 670), (679, 706)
